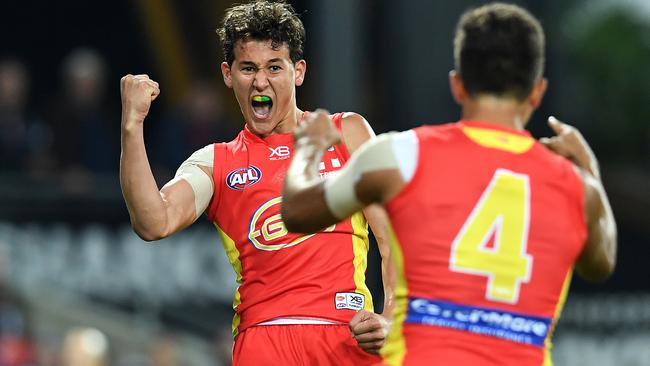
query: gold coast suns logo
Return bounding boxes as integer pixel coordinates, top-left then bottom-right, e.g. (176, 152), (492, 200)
(248, 196), (336, 251)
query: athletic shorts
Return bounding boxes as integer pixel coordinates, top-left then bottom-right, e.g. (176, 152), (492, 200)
(233, 324), (381, 365)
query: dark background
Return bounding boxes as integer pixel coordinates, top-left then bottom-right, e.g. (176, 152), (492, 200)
(0, 0), (648, 364)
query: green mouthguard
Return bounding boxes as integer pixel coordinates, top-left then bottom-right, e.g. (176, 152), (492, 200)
(253, 96), (271, 102)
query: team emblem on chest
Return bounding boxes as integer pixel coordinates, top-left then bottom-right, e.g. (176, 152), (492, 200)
(248, 196), (336, 251)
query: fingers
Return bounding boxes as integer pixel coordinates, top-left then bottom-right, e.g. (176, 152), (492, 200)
(353, 327), (385, 343)
(350, 311), (387, 342)
(314, 108), (331, 117)
(121, 74), (160, 100)
(547, 116), (565, 136)
(356, 340), (383, 354)
(349, 309), (372, 330)
(349, 311), (388, 354)
(294, 108), (341, 148)
(540, 135), (573, 158)
(542, 116), (599, 176)
(151, 87), (161, 101)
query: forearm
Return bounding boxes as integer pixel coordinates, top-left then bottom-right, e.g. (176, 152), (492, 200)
(577, 172), (618, 281)
(593, 178), (617, 270)
(285, 138), (324, 194)
(282, 139), (335, 233)
(364, 205), (395, 316)
(120, 125), (169, 240)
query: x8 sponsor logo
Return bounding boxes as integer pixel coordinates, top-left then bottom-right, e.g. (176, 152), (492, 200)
(248, 196), (336, 251)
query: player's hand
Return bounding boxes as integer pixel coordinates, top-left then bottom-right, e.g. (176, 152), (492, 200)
(293, 108), (341, 150)
(120, 74), (160, 130)
(349, 309), (390, 355)
(540, 116), (600, 178)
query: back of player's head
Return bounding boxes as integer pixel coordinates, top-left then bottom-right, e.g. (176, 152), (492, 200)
(454, 3), (545, 101)
(217, 0), (305, 66)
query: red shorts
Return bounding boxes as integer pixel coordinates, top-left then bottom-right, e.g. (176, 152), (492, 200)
(233, 324), (381, 366)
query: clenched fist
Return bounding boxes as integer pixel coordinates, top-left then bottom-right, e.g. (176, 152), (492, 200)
(292, 108), (341, 150)
(349, 309), (390, 355)
(120, 74), (160, 130)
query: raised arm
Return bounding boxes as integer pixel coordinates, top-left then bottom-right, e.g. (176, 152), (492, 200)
(540, 117), (617, 281)
(119, 74), (212, 241)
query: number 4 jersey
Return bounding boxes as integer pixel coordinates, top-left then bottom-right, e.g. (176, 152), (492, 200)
(206, 113), (374, 336)
(381, 121), (587, 366)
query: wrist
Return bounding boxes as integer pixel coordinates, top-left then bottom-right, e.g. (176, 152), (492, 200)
(121, 122), (145, 142)
(121, 114), (145, 132)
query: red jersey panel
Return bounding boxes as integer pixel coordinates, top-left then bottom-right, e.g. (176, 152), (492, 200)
(207, 113), (373, 335)
(381, 121), (586, 366)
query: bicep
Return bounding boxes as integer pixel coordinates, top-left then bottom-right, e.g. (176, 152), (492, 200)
(161, 145), (215, 235)
(159, 177), (202, 235)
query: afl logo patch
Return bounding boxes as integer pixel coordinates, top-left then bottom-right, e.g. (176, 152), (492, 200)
(226, 166), (262, 190)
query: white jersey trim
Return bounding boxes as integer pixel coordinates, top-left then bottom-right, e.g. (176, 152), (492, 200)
(256, 317), (342, 326)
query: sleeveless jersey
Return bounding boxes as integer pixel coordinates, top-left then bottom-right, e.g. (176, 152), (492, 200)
(207, 113), (374, 336)
(381, 121), (587, 366)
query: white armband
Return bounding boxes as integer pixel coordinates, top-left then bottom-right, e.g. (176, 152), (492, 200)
(173, 145), (214, 216)
(323, 130), (418, 219)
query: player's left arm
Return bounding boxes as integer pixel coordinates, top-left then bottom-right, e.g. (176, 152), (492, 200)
(282, 110), (405, 354)
(340, 113), (394, 354)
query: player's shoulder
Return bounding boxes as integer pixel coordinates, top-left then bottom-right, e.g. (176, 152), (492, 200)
(534, 142), (584, 181)
(338, 111), (371, 134)
(333, 111), (375, 154)
(181, 143), (215, 169)
(412, 122), (461, 142)
(216, 129), (247, 151)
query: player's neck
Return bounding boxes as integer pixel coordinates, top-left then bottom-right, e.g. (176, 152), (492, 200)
(259, 107), (304, 137)
(461, 96), (530, 131)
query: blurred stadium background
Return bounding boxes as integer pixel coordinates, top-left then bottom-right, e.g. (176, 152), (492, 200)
(0, 0), (648, 365)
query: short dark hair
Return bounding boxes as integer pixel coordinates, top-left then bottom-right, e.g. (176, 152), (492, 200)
(217, 0), (306, 65)
(454, 3), (545, 101)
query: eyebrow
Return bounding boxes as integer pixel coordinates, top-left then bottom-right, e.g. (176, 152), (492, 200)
(238, 58), (284, 67)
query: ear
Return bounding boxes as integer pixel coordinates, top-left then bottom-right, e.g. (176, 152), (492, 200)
(294, 59), (306, 87)
(528, 77), (547, 109)
(449, 70), (467, 105)
(221, 62), (233, 89)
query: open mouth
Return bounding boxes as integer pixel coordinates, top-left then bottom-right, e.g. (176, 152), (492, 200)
(251, 95), (273, 119)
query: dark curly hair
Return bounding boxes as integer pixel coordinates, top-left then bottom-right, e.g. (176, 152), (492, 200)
(454, 3), (545, 101)
(217, 0), (305, 66)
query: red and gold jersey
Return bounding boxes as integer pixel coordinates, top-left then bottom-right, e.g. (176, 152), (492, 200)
(207, 113), (373, 336)
(382, 121), (587, 366)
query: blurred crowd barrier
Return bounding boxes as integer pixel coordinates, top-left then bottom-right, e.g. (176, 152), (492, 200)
(0, 222), (235, 365)
(0, 223), (237, 305)
(0, 222), (648, 365)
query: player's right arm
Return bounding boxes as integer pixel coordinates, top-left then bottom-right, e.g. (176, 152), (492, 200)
(541, 117), (617, 282)
(282, 110), (412, 232)
(119, 74), (211, 241)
